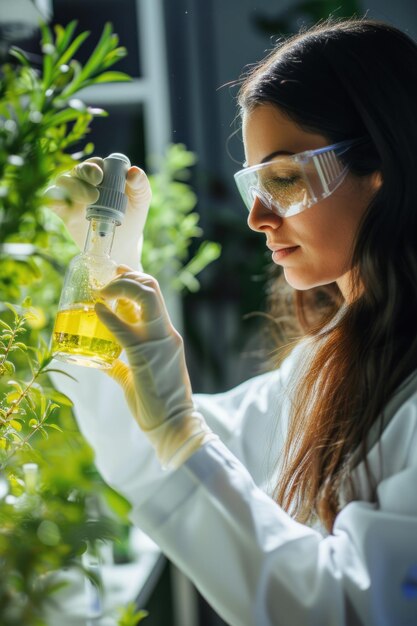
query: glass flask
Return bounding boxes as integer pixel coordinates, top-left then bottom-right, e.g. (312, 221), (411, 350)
(52, 153), (130, 369)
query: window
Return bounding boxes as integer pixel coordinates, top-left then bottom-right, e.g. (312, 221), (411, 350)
(52, 0), (171, 164)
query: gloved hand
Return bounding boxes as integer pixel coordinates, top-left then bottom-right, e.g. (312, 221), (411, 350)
(47, 157), (151, 269)
(95, 269), (217, 469)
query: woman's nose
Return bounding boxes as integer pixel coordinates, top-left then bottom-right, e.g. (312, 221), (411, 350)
(247, 196), (283, 232)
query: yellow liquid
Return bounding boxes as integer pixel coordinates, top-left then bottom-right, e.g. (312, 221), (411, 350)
(52, 305), (121, 368)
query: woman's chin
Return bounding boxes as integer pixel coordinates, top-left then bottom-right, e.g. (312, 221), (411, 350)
(283, 269), (336, 291)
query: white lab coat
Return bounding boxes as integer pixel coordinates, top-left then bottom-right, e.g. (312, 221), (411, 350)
(51, 342), (417, 626)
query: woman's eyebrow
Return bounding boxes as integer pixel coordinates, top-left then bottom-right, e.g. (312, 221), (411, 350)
(260, 150), (294, 163)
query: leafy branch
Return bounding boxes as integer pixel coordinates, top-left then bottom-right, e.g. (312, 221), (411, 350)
(0, 20), (130, 301)
(117, 602), (149, 626)
(0, 304), (72, 469)
(143, 143), (221, 292)
(0, 305), (27, 377)
(0, 21), (152, 626)
(0, 304), (124, 625)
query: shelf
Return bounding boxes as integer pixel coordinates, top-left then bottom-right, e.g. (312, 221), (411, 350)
(77, 79), (152, 106)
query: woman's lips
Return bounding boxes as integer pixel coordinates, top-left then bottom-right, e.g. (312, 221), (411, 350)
(271, 246), (300, 262)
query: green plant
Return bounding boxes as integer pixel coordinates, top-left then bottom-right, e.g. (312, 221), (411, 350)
(0, 19), (130, 302)
(0, 304), (128, 626)
(0, 18), (221, 626)
(117, 602), (148, 626)
(0, 304), (63, 466)
(0, 21), (136, 626)
(143, 143), (221, 292)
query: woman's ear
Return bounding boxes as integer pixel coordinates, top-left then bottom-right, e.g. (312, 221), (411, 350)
(370, 170), (383, 191)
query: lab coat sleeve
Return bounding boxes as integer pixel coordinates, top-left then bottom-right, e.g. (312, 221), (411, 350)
(49, 344), (299, 502)
(129, 392), (417, 626)
(49, 356), (163, 503)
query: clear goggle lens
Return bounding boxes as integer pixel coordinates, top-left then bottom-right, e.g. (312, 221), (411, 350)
(234, 139), (361, 218)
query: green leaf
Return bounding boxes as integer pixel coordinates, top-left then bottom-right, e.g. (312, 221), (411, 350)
(4, 303), (19, 318)
(6, 391), (21, 405)
(43, 52), (54, 90)
(40, 21), (53, 46)
(173, 271), (200, 293)
(9, 47), (31, 67)
(87, 71), (131, 85)
(46, 423), (63, 433)
(101, 485), (131, 522)
(1, 361), (15, 376)
(40, 23), (55, 88)
(43, 108), (89, 129)
(39, 352), (54, 369)
(25, 389), (37, 412)
(12, 342), (28, 351)
(56, 30), (90, 67)
(54, 20), (78, 56)
(102, 48), (128, 69)
(42, 387), (73, 407)
(65, 22), (113, 92)
(39, 427), (49, 439)
(7, 380), (23, 395)
(43, 368), (78, 382)
(117, 602), (149, 626)
(54, 24), (69, 53)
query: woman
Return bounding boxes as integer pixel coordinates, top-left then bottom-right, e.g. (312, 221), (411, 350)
(51, 18), (417, 626)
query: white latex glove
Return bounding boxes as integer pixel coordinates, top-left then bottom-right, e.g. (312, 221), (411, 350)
(47, 157), (151, 269)
(95, 269), (217, 469)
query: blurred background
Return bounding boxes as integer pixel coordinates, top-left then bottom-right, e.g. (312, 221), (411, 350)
(1, 0), (416, 624)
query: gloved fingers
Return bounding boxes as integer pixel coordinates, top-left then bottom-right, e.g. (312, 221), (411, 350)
(56, 173), (100, 206)
(114, 297), (142, 324)
(47, 195), (73, 217)
(100, 272), (167, 323)
(125, 166), (152, 203)
(111, 269), (161, 289)
(116, 264), (133, 274)
(105, 359), (139, 416)
(95, 301), (137, 343)
(101, 267), (144, 327)
(96, 297), (168, 346)
(109, 167), (150, 268)
(105, 359), (131, 380)
(71, 157), (104, 186)
(106, 358), (132, 389)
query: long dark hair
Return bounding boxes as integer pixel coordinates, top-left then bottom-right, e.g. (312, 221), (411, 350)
(238, 18), (417, 531)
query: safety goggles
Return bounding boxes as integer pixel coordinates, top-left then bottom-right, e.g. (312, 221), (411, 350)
(234, 139), (361, 218)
